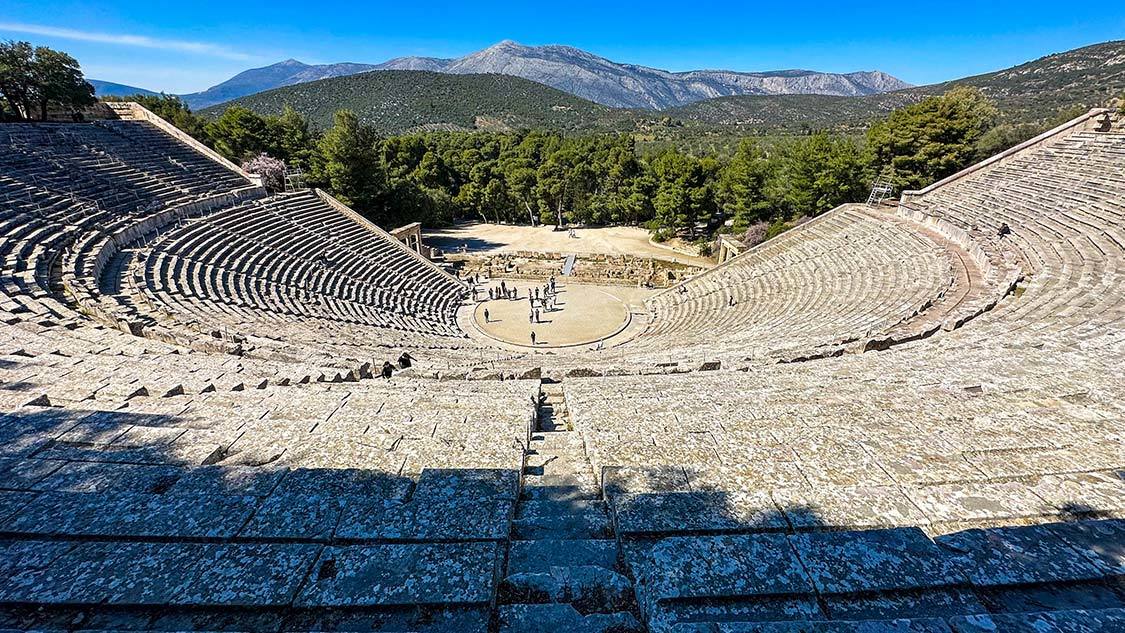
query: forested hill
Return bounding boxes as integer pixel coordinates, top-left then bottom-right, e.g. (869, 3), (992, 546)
(898, 39), (1125, 123)
(665, 40), (1125, 132)
(199, 40), (1125, 143)
(199, 70), (632, 134)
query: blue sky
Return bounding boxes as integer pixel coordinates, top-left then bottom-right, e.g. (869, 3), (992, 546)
(2, 1), (1123, 94)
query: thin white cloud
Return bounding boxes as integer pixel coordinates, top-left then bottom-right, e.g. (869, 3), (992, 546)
(0, 21), (260, 62)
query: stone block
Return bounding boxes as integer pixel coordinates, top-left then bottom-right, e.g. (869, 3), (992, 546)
(614, 490), (785, 536)
(507, 539), (619, 575)
(294, 542), (501, 607)
(790, 527), (964, 595)
(936, 522), (1114, 586)
(634, 533), (813, 602)
(181, 543), (322, 607)
(774, 485), (930, 531)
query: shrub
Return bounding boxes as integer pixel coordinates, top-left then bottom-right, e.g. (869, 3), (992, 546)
(241, 153), (287, 192)
(742, 221), (768, 247)
(764, 218), (790, 240)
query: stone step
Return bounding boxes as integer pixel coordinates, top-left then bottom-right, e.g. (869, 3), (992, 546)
(498, 565), (636, 614)
(537, 415), (568, 432)
(522, 483), (603, 502)
(512, 508), (613, 540)
(524, 470), (600, 493)
(517, 499), (608, 519)
(507, 539), (619, 575)
(669, 618), (953, 632)
(525, 453), (594, 478)
(529, 432), (586, 455)
(498, 603), (642, 633)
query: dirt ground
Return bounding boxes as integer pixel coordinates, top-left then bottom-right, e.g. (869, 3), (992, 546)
(468, 279), (655, 348)
(424, 223), (712, 267)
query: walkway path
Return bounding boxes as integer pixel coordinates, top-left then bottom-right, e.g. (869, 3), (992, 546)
(495, 382), (643, 632)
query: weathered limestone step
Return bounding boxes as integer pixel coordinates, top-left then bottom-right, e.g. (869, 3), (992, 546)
(669, 618), (951, 632)
(538, 409), (568, 432)
(508, 539), (619, 575)
(541, 384), (566, 399)
(948, 607), (1125, 632)
(512, 507), (612, 540)
(517, 499), (608, 519)
(0, 540), (500, 613)
(522, 483), (604, 502)
(528, 431), (588, 455)
(526, 453), (597, 478)
(498, 565), (636, 614)
(498, 603), (642, 633)
(522, 473), (602, 501)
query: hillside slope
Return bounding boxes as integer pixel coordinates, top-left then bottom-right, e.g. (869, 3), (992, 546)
(376, 40), (911, 109)
(667, 40), (1125, 132)
(90, 79), (157, 98)
(906, 39), (1125, 121)
(169, 41), (907, 112)
(200, 70), (629, 134)
(182, 60), (380, 110)
(200, 40), (1125, 140)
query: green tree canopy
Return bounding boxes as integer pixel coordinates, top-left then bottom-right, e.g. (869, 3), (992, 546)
(0, 41), (94, 120)
(650, 149), (716, 239)
(205, 106), (272, 162)
(866, 87), (998, 190)
(314, 110), (387, 219)
(718, 139), (773, 232)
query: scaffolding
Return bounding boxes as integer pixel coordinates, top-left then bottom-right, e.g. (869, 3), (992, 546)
(283, 166), (306, 192)
(866, 167), (896, 207)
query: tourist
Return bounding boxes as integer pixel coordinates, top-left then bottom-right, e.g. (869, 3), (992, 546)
(501, 281), (507, 295)
(998, 223), (1012, 237)
(484, 308), (490, 323)
(530, 331), (537, 345)
(397, 351), (414, 369)
(535, 308), (540, 323)
(529, 310), (534, 324)
(489, 287), (494, 300)
(381, 361), (394, 379)
(550, 276), (556, 292)
(535, 287), (540, 301)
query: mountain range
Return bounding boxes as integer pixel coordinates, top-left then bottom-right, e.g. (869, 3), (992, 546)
(89, 79), (158, 98)
(91, 40), (911, 110)
(196, 40), (1125, 148)
(179, 59), (382, 110)
(371, 40), (911, 109)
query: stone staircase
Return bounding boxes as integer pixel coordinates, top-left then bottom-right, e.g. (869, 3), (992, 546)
(496, 383), (643, 633)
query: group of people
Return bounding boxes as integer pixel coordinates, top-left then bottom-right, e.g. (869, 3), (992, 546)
(379, 351), (415, 379)
(480, 280), (518, 323)
(475, 275), (562, 347)
(527, 276), (559, 325)
(489, 280), (519, 301)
